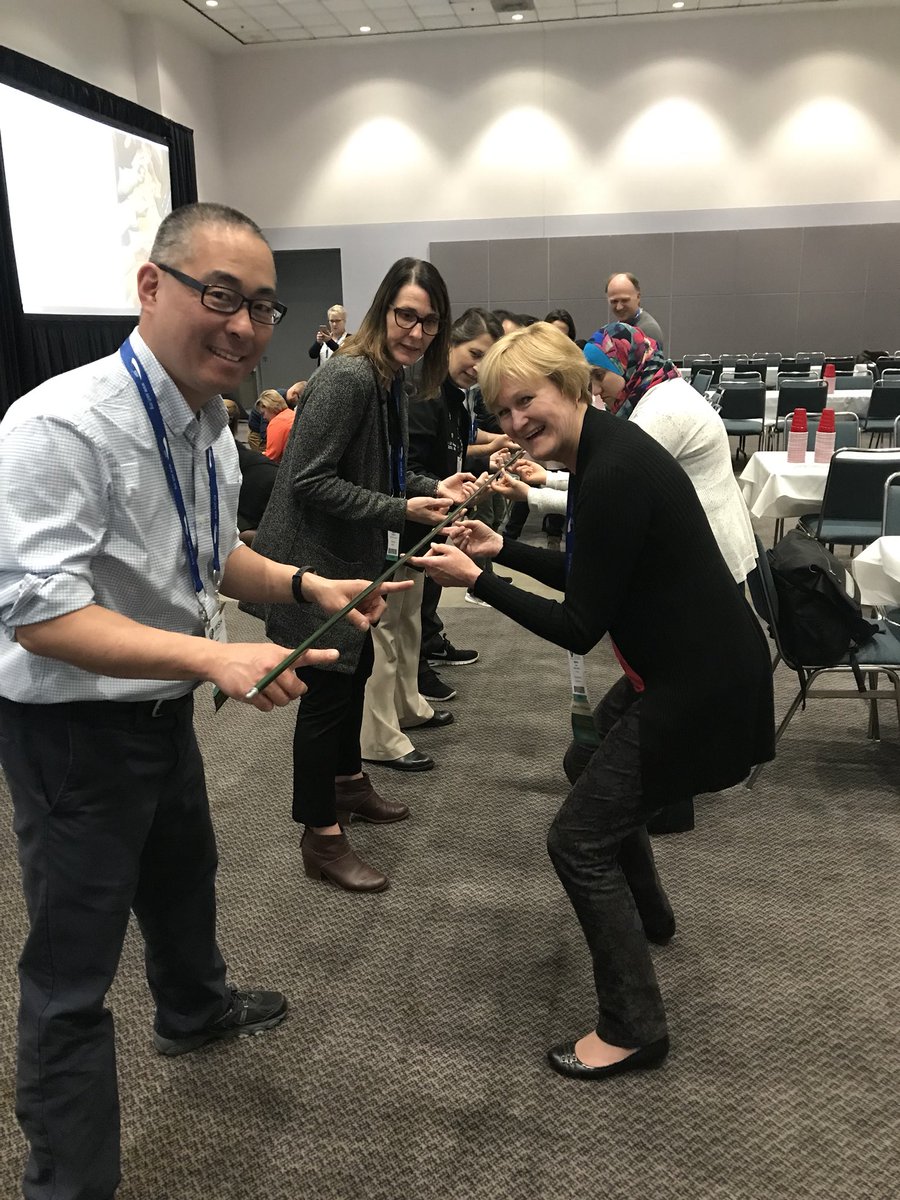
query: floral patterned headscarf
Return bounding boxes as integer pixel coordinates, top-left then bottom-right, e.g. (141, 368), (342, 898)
(584, 323), (679, 418)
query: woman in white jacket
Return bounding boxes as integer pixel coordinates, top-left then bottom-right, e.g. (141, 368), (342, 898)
(584, 323), (756, 587)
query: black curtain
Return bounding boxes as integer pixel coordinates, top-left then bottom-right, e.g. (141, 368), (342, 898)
(0, 46), (198, 416)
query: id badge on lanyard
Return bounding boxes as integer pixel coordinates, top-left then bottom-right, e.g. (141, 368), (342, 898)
(119, 338), (226, 642)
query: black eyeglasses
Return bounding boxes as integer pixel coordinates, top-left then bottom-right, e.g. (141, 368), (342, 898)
(153, 262), (287, 326)
(391, 306), (440, 337)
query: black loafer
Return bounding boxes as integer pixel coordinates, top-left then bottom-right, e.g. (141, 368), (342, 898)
(364, 749), (434, 772)
(417, 709), (454, 729)
(547, 1035), (669, 1081)
(644, 917), (676, 946)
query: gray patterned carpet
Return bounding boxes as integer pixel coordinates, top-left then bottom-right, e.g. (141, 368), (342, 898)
(1, 600), (898, 1200)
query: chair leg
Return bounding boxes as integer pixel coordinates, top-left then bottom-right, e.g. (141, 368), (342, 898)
(865, 669), (881, 740)
(745, 684), (806, 789)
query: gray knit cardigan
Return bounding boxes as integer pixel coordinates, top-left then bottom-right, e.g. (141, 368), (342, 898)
(250, 353), (438, 672)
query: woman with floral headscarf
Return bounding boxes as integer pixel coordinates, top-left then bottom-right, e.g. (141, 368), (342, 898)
(586, 322), (756, 586)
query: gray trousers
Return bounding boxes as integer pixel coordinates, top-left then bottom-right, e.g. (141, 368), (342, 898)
(0, 695), (229, 1200)
(547, 676), (673, 1047)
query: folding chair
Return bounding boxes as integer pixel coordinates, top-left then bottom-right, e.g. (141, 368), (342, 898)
(770, 377), (828, 447)
(883, 473), (900, 536)
(863, 381), (900, 447)
(745, 534), (900, 787)
(717, 379), (766, 459)
(797, 447), (900, 551)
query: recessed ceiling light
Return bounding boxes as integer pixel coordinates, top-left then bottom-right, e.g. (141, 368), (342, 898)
(672, 2), (684, 8)
(511, 11), (524, 20)
(205, 0), (218, 8)
(359, 24), (371, 31)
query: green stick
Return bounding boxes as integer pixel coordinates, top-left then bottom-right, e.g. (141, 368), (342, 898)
(214, 449), (525, 712)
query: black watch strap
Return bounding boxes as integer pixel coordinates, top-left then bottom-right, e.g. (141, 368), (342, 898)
(291, 565), (314, 605)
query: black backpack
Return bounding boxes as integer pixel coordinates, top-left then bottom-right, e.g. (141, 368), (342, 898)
(767, 530), (878, 666)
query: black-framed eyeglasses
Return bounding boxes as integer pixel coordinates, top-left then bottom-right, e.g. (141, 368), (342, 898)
(391, 306), (440, 337)
(153, 262), (287, 326)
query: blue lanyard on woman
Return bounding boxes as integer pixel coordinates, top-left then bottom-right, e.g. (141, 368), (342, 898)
(119, 338), (220, 615)
(388, 375), (407, 498)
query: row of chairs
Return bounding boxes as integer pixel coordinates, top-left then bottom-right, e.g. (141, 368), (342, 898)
(684, 352), (900, 374)
(711, 377), (900, 455)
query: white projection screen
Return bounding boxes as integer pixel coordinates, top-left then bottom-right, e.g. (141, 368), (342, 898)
(0, 82), (172, 316)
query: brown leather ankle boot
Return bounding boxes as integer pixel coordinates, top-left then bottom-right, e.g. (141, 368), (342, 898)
(300, 829), (389, 893)
(334, 773), (409, 825)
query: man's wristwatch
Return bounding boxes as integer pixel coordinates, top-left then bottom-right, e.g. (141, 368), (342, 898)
(291, 565), (314, 605)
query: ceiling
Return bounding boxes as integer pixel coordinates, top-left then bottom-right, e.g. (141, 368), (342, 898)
(106, 0), (875, 47)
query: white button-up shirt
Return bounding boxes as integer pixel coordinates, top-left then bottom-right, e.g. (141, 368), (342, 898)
(0, 329), (240, 703)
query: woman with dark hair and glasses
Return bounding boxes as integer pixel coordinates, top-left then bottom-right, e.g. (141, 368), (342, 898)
(252, 259), (473, 893)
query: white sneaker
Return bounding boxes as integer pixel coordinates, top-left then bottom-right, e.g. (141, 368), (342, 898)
(464, 591), (491, 608)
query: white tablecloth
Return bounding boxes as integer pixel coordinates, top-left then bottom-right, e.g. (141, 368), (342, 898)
(764, 389), (871, 423)
(738, 451), (829, 520)
(852, 537), (900, 608)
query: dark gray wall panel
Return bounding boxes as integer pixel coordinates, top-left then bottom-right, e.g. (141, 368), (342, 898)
(548, 236), (608, 299)
(673, 230), (739, 297)
(489, 239), (548, 301)
(796, 291), (863, 356)
(861, 292), (900, 350)
(799, 225), (870, 293)
(431, 241), (490, 304)
(670, 294), (736, 357)
(730, 293), (799, 357)
(735, 228), (803, 295)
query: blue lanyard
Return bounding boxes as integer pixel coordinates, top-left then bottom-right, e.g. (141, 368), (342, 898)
(465, 386), (478, 444)
(389, 376), (407, 498)
(119, 338), (220, 598)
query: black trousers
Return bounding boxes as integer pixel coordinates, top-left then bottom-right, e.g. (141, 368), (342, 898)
(293, 632), (375, 827)
(419, 574), (445, 664)
(0, 695), (229, 1200)
(547, 676), (673, 1048)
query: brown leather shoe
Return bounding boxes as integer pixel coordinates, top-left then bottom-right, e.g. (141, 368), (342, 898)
(300, 829), (389, 893)
(334, 773), (409, 825)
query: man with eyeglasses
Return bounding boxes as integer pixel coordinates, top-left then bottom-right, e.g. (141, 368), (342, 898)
(0, 201), (408, 1200)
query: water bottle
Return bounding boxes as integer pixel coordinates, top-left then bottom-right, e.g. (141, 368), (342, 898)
(786, 408), (808, 463)
(814, 408), (836, 464)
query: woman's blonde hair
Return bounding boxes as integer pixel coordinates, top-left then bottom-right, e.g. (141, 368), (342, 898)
(479, 322), (591, 413)
(327, 304), (347, 320)
(256, 388), (287, 415)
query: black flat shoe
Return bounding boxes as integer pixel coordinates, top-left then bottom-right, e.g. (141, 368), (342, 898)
(547, 1035), (669, 1081)
(416, 709), (454, 729)
(364, 749), (434, 772)
(644, 917), (676, 946)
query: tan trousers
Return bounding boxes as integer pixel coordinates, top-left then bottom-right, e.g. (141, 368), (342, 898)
(360, 566), (433, 761)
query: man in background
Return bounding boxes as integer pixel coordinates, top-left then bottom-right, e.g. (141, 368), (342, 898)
(605, 272), (665, 350)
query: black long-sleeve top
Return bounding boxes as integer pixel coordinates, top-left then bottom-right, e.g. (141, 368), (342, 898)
(473, 406), (774, 805)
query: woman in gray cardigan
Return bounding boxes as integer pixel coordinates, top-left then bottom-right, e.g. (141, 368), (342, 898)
(252, 258), (470, 893)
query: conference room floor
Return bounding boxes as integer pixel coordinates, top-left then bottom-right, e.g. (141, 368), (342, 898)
(0, 454), (896, 1200)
